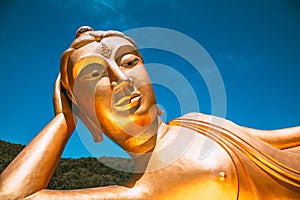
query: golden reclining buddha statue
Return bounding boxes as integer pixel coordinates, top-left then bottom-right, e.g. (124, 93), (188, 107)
(1, 26), (300, 200)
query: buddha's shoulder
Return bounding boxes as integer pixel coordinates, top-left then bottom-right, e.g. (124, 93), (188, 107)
(166, 112), (245, 184)
(147, 119), (240, 199)
(168, 112), (244, 137)
(181, 112), (239, 127)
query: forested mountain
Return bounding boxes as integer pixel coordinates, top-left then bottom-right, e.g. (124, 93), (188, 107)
(0, 140), (134, 190)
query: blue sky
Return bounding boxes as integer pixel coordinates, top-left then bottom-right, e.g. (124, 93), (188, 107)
(0, 0), (299, 158)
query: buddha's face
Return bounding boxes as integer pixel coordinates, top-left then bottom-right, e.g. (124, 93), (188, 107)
(69, 36), (158, 153)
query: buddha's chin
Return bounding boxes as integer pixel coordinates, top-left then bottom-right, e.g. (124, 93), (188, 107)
(97, 100), (157, 136)
(101, 114), (156, 140)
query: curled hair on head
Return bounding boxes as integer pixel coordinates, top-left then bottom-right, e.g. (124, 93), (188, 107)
(76, 26), (94, 38)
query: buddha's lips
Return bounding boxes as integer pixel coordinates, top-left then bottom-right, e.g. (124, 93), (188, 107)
(113, 92), (142, 110)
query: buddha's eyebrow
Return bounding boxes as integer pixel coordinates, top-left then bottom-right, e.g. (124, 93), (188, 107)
(114, 45), (137, 60)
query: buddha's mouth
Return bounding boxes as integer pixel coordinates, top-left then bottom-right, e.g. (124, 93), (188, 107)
(113, 92), (142, 111)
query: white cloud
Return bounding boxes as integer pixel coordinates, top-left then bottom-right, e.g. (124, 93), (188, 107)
(49, 0), (123, 12)
(47, 0), (178, 30)
(48, 0), (133, 29)
(215, 48), (265, 75)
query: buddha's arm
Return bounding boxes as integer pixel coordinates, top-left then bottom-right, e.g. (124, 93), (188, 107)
(0, 75), (75, 199)
(24, 185), (140, 200)
(242, 125), (300, 149)
(0, 113), (74, 199)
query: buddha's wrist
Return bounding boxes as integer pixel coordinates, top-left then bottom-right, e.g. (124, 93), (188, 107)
(56, 112), (76, 135)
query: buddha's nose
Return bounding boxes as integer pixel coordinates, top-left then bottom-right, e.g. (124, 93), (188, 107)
(108, 62), (133, 89)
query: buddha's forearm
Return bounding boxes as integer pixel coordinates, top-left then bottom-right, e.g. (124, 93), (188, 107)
(0, 113), (74, 199)
(263, 126), (300, 149)
(24, 186), (140, 200)
(242, 126), (300, 149)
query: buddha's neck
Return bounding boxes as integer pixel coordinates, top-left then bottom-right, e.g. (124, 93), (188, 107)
(127, 118), (170, 171)
(156, 118), (170, 141)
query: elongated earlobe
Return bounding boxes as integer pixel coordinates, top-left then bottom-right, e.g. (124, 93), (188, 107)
(73, 106), (103, 143)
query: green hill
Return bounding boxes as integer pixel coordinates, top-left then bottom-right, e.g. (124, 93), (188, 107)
(0, 140), (134, 190)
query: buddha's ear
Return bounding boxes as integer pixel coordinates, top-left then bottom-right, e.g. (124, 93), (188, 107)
(53, 73), (73, 115)
(73, 106), (103, 143)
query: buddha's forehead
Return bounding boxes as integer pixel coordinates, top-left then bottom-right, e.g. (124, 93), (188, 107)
(70, 36), (137, 65)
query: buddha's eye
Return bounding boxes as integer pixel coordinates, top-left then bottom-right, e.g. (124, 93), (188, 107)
(91, 70), (100, 77)
(119, 54), (140, 68)
(80, 68), (105, 81)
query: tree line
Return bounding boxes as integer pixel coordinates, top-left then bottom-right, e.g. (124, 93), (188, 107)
(0, 140), (134, 190)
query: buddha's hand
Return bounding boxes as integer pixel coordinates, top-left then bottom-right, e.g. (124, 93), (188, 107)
(53, 74), (76, 129)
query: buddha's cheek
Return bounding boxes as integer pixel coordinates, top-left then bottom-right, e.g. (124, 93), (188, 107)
(94, 76), (113, 113)
(133, 85), (157, 126)
(73, 82), (97, 121)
